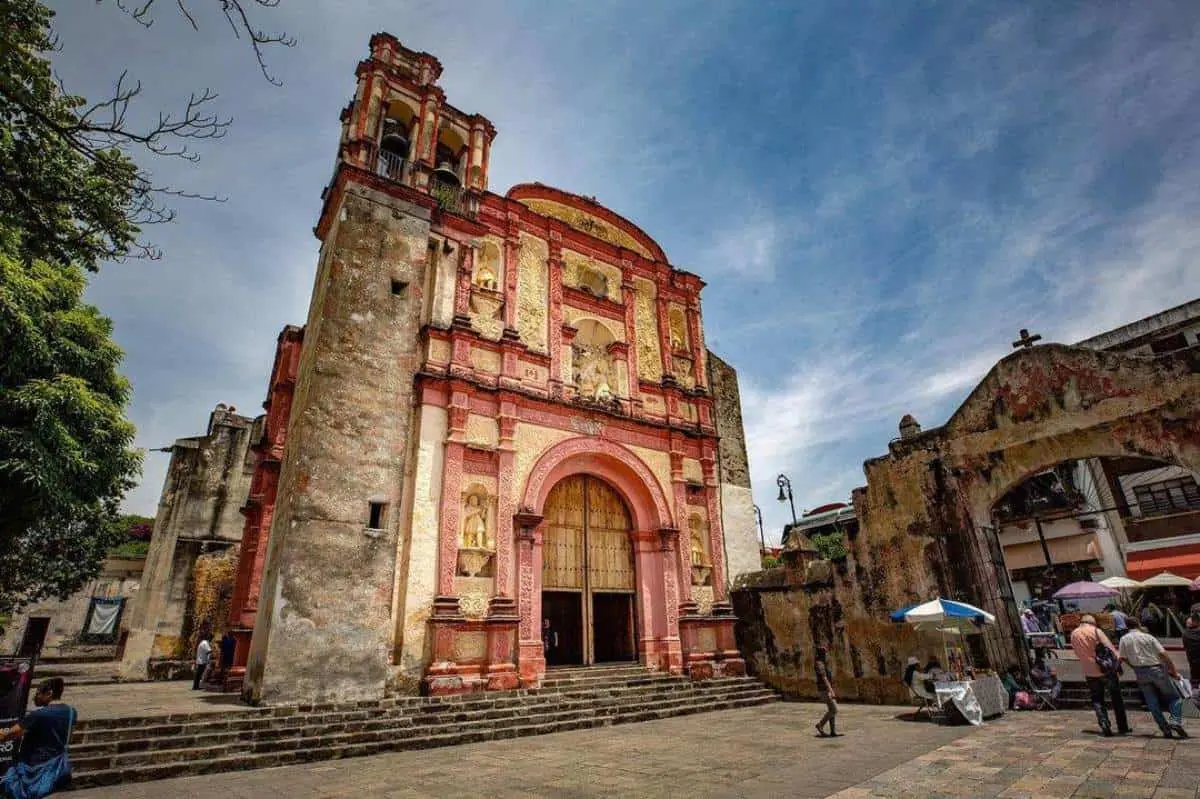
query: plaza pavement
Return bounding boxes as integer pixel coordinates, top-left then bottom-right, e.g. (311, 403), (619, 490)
(70, 701), (1200, 798)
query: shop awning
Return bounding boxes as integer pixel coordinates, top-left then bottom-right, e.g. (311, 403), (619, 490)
(1126, 541), (1200, 581)
(1003, 533), (1099, 571)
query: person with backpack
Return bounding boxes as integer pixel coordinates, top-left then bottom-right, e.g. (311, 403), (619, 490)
(1118, 618), (1189, 739)
(1070, 614), (1130, 736)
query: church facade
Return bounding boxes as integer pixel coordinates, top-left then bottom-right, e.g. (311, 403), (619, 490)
(232, 34), (760, 704)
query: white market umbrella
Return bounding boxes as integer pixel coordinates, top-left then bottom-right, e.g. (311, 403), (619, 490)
(1099, 576), (1143, 590)
(891, 598), (996, 627)
(1140, 571), (1192, 588)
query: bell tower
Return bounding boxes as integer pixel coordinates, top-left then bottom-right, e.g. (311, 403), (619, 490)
(338, 33), (496, 208)
(244, 33), (496, 705)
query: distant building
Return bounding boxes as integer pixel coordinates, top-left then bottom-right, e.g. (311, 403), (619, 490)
(782, 502), (858, 548)
(995, 299), (1200, 601)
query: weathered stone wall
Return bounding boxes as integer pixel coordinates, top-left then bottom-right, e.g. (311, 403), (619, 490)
(708, 352), (760, 582)
(735, 344), (1200, 702)
(120, 406), (257, 678)
(733, 562), (944, 704)
(0, 557), (144, 659)
(246, 185), (432, 705)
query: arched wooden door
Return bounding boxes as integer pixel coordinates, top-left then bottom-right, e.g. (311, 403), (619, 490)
(541, 475), (637, 665)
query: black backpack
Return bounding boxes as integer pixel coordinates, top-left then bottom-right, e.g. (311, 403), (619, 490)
(1094, 642), (1122, 677)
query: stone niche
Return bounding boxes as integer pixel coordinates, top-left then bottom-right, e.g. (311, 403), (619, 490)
(457, 486), (495, 579)
(469, 242), (505, 341)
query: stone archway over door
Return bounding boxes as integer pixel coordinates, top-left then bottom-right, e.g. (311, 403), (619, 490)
(541, 475), (637, 665)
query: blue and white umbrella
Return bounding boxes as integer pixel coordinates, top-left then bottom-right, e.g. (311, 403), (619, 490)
(890, 597), (996, 632)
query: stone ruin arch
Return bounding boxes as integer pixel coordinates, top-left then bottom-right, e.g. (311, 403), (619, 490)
(855, 343), (1200, 668)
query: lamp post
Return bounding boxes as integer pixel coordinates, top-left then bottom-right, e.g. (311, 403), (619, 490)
(776, 474), (797, 527)
(753, 505), (766, 552)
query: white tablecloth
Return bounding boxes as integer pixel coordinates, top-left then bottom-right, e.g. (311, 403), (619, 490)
(935, 676), (1007, 725)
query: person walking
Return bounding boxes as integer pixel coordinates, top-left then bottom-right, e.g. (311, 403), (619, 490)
(1118, 618), (1189, 739)
(1106, 603), (1129, 642)
(1070, 614), (1130, 736)
(193, 635), (212, 691)
(1183, 613), (1200, 693)
(0, 677), (76, 798)
(814, 645), (839, 738)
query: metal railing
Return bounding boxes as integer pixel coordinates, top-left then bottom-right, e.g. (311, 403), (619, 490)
(377, 149), (407, 181)
(429, 176), (475, 219)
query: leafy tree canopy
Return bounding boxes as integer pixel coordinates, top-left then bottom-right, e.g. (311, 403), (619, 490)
(0, 237), (141, 611)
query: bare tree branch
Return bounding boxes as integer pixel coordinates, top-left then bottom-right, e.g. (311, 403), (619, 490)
(101, 0), (295, 84)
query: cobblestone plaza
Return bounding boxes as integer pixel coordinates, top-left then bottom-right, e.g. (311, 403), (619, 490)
(71, 703), (1200, 798)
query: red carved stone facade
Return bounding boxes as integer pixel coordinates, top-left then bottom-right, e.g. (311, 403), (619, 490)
(238, 34), (760, 705)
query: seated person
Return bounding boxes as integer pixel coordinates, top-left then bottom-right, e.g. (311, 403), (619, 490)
(921, 657), (946, 693)
(902, 656), (920, 688)
(1029, 656), (1061, 700)
(1001, 665), (1026, 709)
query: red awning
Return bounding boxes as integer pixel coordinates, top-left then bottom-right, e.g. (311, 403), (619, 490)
(1126, 542), (1200, 581)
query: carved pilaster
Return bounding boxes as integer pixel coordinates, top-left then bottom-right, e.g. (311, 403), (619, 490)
(494, 405), (518, 597)
(701, 445), (728, 601)
(514, 511), (544, 686)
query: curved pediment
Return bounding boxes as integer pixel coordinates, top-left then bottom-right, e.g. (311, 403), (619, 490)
(943, 344), (1196, 437)
(508, 183), (666, 262)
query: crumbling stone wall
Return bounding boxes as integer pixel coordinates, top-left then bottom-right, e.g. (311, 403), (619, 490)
(735, 344), (1200, 702)
(120, 406), (257, 679)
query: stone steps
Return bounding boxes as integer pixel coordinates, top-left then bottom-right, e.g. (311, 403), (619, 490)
(69, 672), (777, 789)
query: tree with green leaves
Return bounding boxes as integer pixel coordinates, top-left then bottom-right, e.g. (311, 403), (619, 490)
(0, 239), (141, 615)
(0, 0), (289, 617)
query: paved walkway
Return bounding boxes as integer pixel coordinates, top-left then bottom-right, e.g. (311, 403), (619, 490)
(69, 702), (1200, 798)
(66, 681), (250, 721)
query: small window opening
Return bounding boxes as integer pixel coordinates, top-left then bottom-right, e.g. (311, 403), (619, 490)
(391, 279), (407, 296)
(368, 502), (387, 530)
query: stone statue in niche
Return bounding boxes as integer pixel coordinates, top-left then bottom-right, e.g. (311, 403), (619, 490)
(669, 310), (688, 353)
(573, 342), (615, 402)
(473, 263), (498, 291)
(461, 493), (489, 548)
(457, 491), (495, 577)
(689, 517), (712, 586)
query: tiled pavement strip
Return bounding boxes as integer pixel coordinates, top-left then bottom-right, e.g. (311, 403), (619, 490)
(70, 703), (1199, 798)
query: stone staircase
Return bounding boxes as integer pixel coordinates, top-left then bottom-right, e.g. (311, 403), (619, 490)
(69, 665), (777, 789)
(1058, 681), (1145, 710)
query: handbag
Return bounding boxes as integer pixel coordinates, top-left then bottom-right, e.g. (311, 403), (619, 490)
(1175, 676), (1193, 700)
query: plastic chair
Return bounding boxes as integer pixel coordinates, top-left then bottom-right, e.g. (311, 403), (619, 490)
(908, 679), (944, 722)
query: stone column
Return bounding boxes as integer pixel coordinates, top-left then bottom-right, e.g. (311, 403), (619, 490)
(669, 452), (695, 611)
(654, 284), (675, 379)
(546, 235), (564, 398)
(686, 301), (707, 391)
(701, 446), (729, 603)
(493, 404), (518, 599)
(620, 275), (641, 409)
(658, 527), (684, 674)
(631, 530), (661, 668)
(514, 512), (544, 686)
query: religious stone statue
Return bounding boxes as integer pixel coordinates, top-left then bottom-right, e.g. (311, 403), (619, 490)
(690, 532), (706, 566)
(573, 343), (614, 402)
(473, 264), (498, 291)
(462, 493), (488, 548)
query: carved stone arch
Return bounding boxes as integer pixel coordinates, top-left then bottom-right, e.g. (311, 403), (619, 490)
(521, 437), (674, 532)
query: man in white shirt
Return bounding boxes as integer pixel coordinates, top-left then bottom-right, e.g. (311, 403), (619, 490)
(1118, 618), (1188, 739)
(193, 635), (212, 691)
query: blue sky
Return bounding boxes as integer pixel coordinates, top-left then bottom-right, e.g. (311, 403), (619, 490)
(46, 1), (1200, 542)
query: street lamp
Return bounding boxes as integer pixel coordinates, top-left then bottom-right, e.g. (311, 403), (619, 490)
(753, 505), (766, 552)
(776, 474), (797, 526)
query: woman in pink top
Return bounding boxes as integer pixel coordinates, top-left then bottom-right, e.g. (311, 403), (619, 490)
(1069, 615), (1129, 736)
